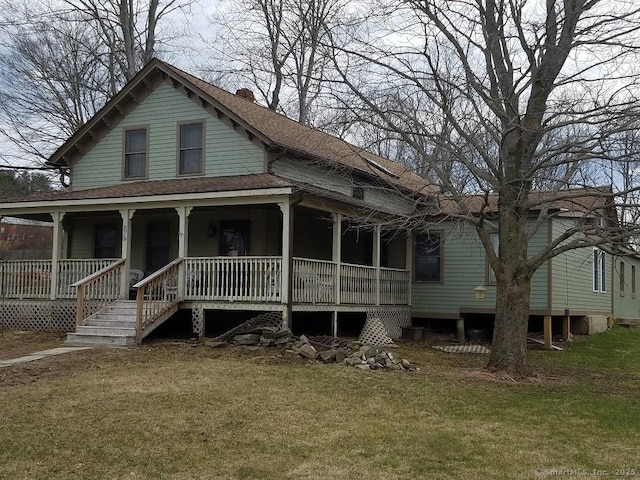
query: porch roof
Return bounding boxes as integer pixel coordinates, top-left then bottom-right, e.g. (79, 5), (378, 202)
(0, 174), (293, 204)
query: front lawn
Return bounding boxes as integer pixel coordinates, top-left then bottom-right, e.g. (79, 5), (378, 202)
(1, 328), (639, 479)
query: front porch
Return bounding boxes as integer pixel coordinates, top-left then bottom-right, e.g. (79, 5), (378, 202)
(0, 254), (410, 342)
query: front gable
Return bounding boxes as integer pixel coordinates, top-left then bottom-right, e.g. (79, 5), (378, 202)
(70, 80), (265, 191)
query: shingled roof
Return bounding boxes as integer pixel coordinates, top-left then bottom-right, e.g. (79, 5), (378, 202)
(0, 174), (293, 203)
(48, 59), (434, 198)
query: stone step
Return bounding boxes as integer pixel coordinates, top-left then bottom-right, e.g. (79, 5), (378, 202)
(65, 332), (136, 347)
(76, 325), (136, 336)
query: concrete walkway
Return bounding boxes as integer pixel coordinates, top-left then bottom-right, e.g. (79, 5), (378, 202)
(0, 347), (92, 368)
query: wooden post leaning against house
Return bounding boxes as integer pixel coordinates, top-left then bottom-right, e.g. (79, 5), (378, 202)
(544, 315), (553, 349)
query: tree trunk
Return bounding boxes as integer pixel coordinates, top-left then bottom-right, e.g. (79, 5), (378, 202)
(487, 271), (531, 375)
(486, 185), (533, 376)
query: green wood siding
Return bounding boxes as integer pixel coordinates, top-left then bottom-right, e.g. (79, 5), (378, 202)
(612, 255), (640, 320)
(271, 158), (415, 215)
(550, 219), (612, 314)
(71, 81), (264, 190)
(411, 220), (549, 317)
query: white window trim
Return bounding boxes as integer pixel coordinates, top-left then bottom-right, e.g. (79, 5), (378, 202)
(593, 248), (606, 293)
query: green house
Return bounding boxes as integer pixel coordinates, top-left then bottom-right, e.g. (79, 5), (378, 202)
(0, 59), (430, 344)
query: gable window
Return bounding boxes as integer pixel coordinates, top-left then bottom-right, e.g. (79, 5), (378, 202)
(124, 128), (147, 178)
(352, 185), (364, 200)
(414, 233), (442, 282)
(179, 122), (204, 175)
(620, 261), (625, 295)
(593, 248), (606, 293)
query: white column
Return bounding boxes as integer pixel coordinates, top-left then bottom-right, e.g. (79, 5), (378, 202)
(373, 224), (381, 305)
(176, 206), (192, 299)
(119, 209), (135, 299)
(332, 213), (342, 305)
(406, 233), (413, 306)
(279, 199), (292, 327)
(50, 211), (64, 299)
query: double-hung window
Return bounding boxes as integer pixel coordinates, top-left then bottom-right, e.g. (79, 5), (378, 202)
(593, 248), (606, 293)
(414, 233), (442, 282)
(124, 128), (147, 178)
(179, 122), (204, 175)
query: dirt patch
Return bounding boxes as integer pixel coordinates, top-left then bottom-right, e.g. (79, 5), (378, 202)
(0, 330), (66, 360)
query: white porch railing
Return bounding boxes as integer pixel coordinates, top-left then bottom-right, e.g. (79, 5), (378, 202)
(379, 267), (410, 305)
(184, 257), (282, 302)
(340, 263), (378, 305)
(57, 259), (119, 298)
(0, 259), (119, 299)
(0, 256), (410, 306)
(0, 260), (52, 298)
(292, 257), (336, 303)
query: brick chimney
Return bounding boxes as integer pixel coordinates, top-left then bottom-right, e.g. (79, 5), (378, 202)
(235, 88), (255, 103)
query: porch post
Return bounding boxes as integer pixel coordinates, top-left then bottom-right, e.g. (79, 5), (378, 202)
(50, 211), (64, 300)
(332, 213), (342, 305)
(279, 199), (293, 328)
(119, 209), (135, 299)
(373, 224), (381, 305)
(176, 206), (192, 299)
(405, 233), (413, 306)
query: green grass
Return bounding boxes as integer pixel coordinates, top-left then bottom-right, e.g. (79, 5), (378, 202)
(1, 329), (639, 479)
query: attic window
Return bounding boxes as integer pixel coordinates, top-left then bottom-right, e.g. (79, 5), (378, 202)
(352, 185), (365, 200)
(178, 122), (204, 175)
(364, 157), (399, 179)
(124, 128), (147, 178)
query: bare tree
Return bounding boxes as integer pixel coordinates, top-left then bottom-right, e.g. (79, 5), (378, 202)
(0, 0), (194, 168)
(328, 0), (640, 374)
(205, 0), (349, 125)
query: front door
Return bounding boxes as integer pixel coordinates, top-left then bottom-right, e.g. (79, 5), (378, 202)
(146, 221), (170, 272)
(220, 220), (250, 256)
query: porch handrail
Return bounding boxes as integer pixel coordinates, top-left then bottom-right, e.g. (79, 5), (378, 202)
(133, 257), (183, 343)
(183, 256), (282, 302)
(72, 259), (126, 326)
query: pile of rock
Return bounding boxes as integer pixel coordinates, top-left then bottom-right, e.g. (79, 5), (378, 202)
(285, 335), (419, 372)
(230, 326), (294, 347)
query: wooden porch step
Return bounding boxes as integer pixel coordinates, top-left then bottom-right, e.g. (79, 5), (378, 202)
(65, 300), (138, 347)
(65, 332), (136, 347)
(76, 325), (136, 336)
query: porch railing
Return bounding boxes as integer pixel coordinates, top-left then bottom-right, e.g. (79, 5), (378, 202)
(0, 260), (53, 299)
(184, 257), (282, 302)
(379, 267), (410, 305)
(292, 257), (336, 303)
(58, 259), (119, 298)
(134, 258), (183, 343)
(0, 258), (118, 299)
(72, 259), (125, 326)
(340, 263), (378, 305)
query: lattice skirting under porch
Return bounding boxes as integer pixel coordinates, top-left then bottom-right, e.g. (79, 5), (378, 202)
(359, 306), (411, 345)
(0, 300), (78, 332)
